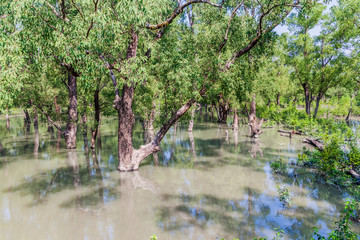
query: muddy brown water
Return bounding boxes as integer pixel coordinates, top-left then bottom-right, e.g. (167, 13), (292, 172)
(0, 116), (359, 240)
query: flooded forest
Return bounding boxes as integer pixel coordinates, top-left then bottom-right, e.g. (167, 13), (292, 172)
(0, 0), (360, 239)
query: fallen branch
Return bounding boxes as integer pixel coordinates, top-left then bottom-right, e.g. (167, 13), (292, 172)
(303, 138), (324, 151)
(278, 129), (302, 135)
(348, 169), (360, 181)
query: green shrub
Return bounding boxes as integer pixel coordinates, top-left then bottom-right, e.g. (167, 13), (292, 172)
(270, 158), (287, 174)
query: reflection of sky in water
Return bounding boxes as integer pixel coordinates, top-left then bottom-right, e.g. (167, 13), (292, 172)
(0, 117), (358, 239)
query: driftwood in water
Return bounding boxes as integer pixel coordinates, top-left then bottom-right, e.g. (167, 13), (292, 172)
(248, 94), (263, 138)
(278, 129), (302, 138)
(303, 138), (324, 151)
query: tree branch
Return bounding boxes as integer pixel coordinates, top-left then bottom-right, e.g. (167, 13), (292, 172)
(218, 0), (245, 53)
(45, 1), (70, 22)
(146, 0), (221, 30)
(36, 105), (63, 133)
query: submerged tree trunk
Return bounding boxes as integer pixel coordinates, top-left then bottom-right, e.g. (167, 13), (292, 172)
(90, 87), (100, 149)
(34, 119), (39, 158)
(33, 108), (39, 130)
(64, 72), (78, 149)
(6, 109), (10, 130)
(248, 95), (263, 138)
(81, 102), (89, 155)
(188, 103), (196, 132)
(216, 93), (230, 123)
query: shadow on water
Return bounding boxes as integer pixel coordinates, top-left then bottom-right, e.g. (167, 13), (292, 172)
(7, 149), (120, 210)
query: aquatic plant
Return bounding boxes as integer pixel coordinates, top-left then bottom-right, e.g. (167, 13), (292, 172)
(276, 185), (292, 206)
(270, 158), (287, 174)
(312, 199), (359, 240)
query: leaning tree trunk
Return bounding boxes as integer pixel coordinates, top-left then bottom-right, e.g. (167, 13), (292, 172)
(313, 94), (322, 119)
(64, 72), (78, 149)
(345, 92), (357, 122)
(248, 94), (263, 138)
(90, 87), (100, 149)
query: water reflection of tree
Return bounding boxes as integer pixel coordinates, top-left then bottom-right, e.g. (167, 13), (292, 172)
(249, 139), (263, 158)
(9, 149), (118, 211)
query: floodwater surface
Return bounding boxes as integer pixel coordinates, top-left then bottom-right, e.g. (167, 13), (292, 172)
(0, 116), (359, 240)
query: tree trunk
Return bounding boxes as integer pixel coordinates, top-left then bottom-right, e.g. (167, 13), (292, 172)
(211, 105), (214, 122)
(267, 99), (271, 108)
(204, 104), (208, 122)
(81, 101), (89, 154)
(188, 129), (196, 158)
(313, 94), (321, 119)
(90, 88), (100, 149)
(34, 120), (39, 158)
(116, 85), (136, 171)
(33, 108), (39, 130)
(6, 109), (10, 130)
(24, 109), (31, 125)
(345, 92), (357, 122)
(302, 84), (311, 116)
(64, 72), (78, 149)
(217, 94), (230, 123)
(276, 93), (280, 106)
(233, 108), (239, 131)
(248, 94), (263, 138)
(188, 103), (196, 132)
(141, 101), (158, 165)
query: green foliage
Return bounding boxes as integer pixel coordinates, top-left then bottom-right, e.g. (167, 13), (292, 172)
(150, 234), (158, 240)
(276, 185), (292, 206)
(270, 158), (287, 174)
(312, 199), (359, 240)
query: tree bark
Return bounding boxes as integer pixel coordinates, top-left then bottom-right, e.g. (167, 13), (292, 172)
(64, 72), (78, 149)
(24, 109), (31, 125)
(90, 87), (100, 149)
(6, 109), (10, 130)
(188, 103), (196, 132)
(217, 93), (230, 123)
(248, 94), (263, 138)
(33, 108), (39, 130)
(81, 100), (89, 154)
(276, 93), (280, 106)
(141, 101), (159, 165)
(302, 83), (311, 116)
(313, 94), (321, 119)
(233, 108), (239, 131)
